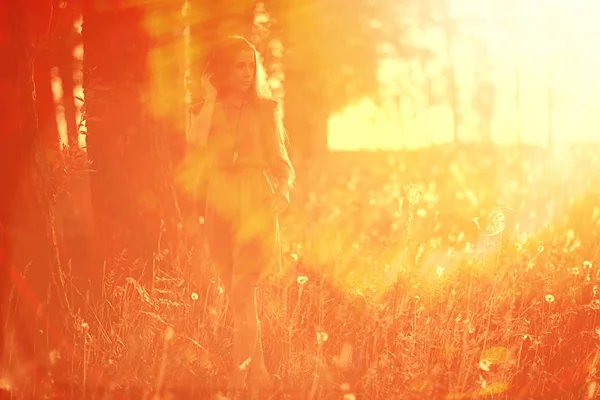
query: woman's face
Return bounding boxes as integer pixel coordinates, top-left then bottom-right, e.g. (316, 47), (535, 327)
(228, 49), (255, 93)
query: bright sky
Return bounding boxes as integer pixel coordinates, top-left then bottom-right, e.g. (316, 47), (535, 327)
(329, 0), (600, 150)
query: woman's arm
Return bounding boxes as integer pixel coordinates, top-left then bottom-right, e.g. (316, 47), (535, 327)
(187, 96), (216, 147)
(187, 74), (218, 147)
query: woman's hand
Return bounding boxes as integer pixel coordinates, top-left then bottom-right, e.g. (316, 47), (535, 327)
(272, 184), (290, 214)
(201, 73), (217, 100)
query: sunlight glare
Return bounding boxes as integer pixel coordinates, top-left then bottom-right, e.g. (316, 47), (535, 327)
(328, 0), (600, 150)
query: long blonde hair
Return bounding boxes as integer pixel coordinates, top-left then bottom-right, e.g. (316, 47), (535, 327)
(202, 35), (272, 100)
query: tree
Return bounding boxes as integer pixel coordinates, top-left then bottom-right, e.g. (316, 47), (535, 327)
(55, 0), (83, 148)
(439, 0), (460, 145)
(261, 0), (387, 159)
(82, 0), (183, 285)
(0, 0), (66, 364)
(471, 37), (495, 142)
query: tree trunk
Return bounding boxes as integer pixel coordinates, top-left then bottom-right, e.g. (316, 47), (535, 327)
(441, 0), (460, 145)
(546, 65), (554, 148)
(35, 47), (61, 151)
(282, 67), (329, 160)
(0, 0), (65, 365)
(57, 9), (81, 149)
(514, 62), (522, 145)
(263, 0), (330, 161)
(83, 0), (182, 285)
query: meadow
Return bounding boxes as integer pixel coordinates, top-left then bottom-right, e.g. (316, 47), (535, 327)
(5, 143), (600, 399)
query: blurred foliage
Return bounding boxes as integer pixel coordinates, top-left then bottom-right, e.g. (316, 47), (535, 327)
(263, 0), (431, 112)
(260, 0), (433, 156)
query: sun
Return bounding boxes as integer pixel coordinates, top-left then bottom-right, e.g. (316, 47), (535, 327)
(328, 0), (600, 151)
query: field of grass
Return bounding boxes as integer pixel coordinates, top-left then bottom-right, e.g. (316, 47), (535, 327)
(4, 143), (600, 399)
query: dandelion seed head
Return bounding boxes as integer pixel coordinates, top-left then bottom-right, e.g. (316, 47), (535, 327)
(164, 326), (175, 341)
(486, 207), (505, 234)
(297, 276), (308, 285)
(191, 292), (199, 301)
(545, 294), (555, 303)
(479, 359), (491, 372)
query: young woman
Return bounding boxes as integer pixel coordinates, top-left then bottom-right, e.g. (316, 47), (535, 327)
(186, 36), (295, 393)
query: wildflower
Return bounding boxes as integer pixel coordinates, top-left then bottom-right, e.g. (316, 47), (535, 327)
(545, 294), (555, 303)
(515, 242), (523, 252)
(49, 349), (61, 366)
(436, 266), (445, 279)
(316, 331), (328, 344)
(587, 381), (597, 400)
(335, 344), (353, 368)
(584, 260), (593, 269)
(238, 357), (252, 371)
(297, 276), (308, 285)
(572, 267), (580, 275)
(191, 292), (199, 301)
(537, 245), (544, 253)
(217, 286), (224, 295)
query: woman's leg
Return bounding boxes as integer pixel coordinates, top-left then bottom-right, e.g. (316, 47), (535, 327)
(249, 287), (270, 383)
(228, 273), (263, 389)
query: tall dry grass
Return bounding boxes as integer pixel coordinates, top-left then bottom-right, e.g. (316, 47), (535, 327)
(3, 143), (600, 399)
